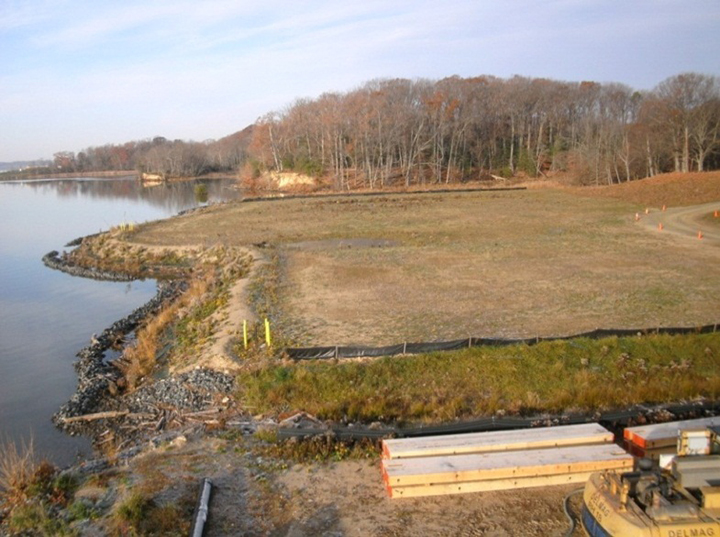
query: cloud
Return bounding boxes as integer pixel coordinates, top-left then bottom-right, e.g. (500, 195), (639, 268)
(0, 0), (58, 31)
(1, 0), (719, 160)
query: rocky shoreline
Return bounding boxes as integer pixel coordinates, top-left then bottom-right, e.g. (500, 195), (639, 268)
(40, 228), (250, 458)
(49, 272), (240, 448)
(44, 238), (243, 455)
(42, 249), (136, 282)
(52, 279), (186, 428)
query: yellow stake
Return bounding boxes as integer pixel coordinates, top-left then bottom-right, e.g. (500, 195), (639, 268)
(243, 319), (248, 350)
(265, 318), (272, 346)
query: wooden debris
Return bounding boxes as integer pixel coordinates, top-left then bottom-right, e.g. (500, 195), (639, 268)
(181, 408), (223, 418)
(60, 410), (131, 423)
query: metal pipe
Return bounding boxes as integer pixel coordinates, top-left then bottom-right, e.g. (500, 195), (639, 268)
(190, 478), (213, 537)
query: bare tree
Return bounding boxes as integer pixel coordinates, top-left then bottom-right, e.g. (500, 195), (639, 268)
(654, 73), (719, 172)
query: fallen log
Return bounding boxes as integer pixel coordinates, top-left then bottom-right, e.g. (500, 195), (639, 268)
(60, 410), (153, 423)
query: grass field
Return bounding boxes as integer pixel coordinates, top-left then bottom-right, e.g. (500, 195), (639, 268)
(132, 176), (720, 347)
(120, 173), (720, 420)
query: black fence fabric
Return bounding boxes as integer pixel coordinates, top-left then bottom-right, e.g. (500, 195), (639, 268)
(285, 324), (719, 360)
(276, 400), (720, 441)
(242, 186), (527, 204)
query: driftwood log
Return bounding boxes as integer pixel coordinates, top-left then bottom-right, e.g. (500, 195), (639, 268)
(59, 410), (153, 423)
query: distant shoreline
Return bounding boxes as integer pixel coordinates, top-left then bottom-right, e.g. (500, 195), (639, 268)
(0, 170), (239, 182)
(0, 169), (135, 181)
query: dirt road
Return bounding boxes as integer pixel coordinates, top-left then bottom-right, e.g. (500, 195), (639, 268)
(639, 202), (720, 244)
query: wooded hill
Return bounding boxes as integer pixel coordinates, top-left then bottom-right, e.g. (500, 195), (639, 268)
(51, 72), (720, 187)
(49, 126), (254, 180)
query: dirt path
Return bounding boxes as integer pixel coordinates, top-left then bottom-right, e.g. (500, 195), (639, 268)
(638, 202), (720, 245)
(196, 247), (265, 373)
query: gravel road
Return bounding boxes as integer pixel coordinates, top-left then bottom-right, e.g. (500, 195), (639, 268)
(640, 202), (720, 244)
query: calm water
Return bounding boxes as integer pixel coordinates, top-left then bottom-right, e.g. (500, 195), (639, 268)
(0, 177), (240, 466)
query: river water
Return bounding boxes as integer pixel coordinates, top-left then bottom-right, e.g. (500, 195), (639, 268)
(0, 177), (240, 466)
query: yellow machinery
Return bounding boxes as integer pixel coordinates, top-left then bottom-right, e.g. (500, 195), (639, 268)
(582, 427), (720, 536)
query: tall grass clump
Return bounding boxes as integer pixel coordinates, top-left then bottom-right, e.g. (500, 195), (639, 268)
(116, 276), (212, 388)
(1, 437), (79, 535)
(111, 489), (191, 536)
(0, 436), (37, 507)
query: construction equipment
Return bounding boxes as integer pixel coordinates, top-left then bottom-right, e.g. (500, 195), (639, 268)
(582, 426), (720, 536)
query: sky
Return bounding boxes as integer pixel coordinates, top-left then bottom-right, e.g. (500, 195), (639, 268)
(1, 0), (719, 162)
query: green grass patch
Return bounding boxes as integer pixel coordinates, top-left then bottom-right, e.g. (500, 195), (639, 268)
(236, 250), (301, 362)
(7, 502), (76, 536)
(173, 286), (228, 351)
(236, 333), (720, 423)
(112, 490), (191, 536)
(255, 436), (379, 463)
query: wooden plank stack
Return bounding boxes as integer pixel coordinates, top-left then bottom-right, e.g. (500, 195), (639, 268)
(381, 423), (633, 498)
(624, 416), (720, 459)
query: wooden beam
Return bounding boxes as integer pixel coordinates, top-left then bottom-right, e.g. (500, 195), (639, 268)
(382, 423), (613, 459)
(387, 471), (595, 498)
(60, 410), (130, 423)
(382, 443), (632, 487)
(624, 417), (720, 449)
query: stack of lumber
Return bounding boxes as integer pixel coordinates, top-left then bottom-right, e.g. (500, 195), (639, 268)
(624, 416), (720, 458)
(381, 423), (633, 498)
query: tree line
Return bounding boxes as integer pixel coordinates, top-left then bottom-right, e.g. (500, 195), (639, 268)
(52, 72), (719, 186)
(52, 128), (252, 178)
(246, 72), (720, 187)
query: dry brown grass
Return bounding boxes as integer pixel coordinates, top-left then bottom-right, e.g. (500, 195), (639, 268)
(572, 171), (720, 207)
(109, 244), (252, 386)
(0, 436), (36, 507)
(116, 277), (211, 388)
(129, 185), (720, 347)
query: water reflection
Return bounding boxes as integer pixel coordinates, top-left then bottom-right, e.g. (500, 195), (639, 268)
(0, 177), (240, 466)
(14, 177), (240, 214)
